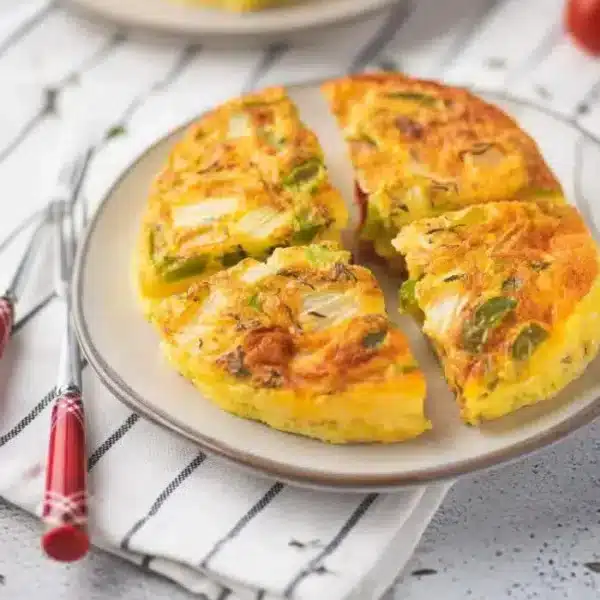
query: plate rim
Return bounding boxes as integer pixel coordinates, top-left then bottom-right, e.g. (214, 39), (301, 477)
(65, 0), (402, 38)
(72, 83), (600, 491)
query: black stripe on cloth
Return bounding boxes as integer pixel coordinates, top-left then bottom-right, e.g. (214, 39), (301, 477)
(120, 452), (207, 550)
(0, 209), (44, 256)
(576, 76), (600, 117)
(0, 2), (54, 57)
(256, 590), (266, 600)
(116, 45), (201, 129)
(0, 32), (124, 165)
(57, 31), (127, 88)
(435, 0), (502, 76)
(503, 24), (561, 88)
(216, 589), (231, 600)
(87, 413), (140, 471)
(282, 494), (379, 598)
(11, 292), (56, 334)
(200, 482), (285, 567)
(141, 555), (153, 570)
(0, 110), (47, 163)
(348, 0), (415, 73)
(242, 43), (287, 94)
(0, 388), (55, 448)
(0, 358), (89, 449)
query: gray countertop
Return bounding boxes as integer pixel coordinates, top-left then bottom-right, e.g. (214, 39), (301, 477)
(1, 419), (598, 600)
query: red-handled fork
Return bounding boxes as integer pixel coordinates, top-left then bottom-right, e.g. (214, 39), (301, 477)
(41, 147), (94, 563)
(0, 213), (50, 359)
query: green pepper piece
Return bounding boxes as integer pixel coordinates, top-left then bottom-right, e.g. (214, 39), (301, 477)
(362, 203), (386, 240)
(384, 91), (438, 106)
(304, 244), (332, 266)
(292, 224), (322, 245)
(282, 158), (324, 194)
(247, 292), (263, 312)
(512, 323), (548, 361)
(160, 255), (208, 283)
(221, 246), (248, 267)
(291, 211), (324, 245)
(462, 296), (517, 352)
(398, 279), (420, 316)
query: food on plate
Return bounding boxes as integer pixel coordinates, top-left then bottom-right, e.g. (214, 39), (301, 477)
(392, 200), (600, 425)
(178, 0), (293, 11)
(321, 73), (562, 264)
(135, 86), (348, 299)
(147, 242), (429, 443)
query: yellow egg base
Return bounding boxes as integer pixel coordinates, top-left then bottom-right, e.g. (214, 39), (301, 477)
(462, 268), (600, 424)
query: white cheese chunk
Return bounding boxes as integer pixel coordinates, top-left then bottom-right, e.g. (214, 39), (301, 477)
(424, 294), (467, 337)
(228, 113), (251, 139)
(299, 292), (359, 330)
(241, 263), (275, 284)
(234, 207), (291, 239)
(172, 197), (239, 229)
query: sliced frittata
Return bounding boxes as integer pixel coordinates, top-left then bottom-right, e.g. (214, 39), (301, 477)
(136, 86), (348, 299)
(148, 242), (429, 443)
(392, 200), (600, 424)
(321, 73), (562, 263)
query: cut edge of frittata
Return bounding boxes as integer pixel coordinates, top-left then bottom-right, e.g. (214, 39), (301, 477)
(148, 241), (430, 444)
(392, 200), (600, 425)
(135, 86), (349, 302)
(321, 72), (563, 266)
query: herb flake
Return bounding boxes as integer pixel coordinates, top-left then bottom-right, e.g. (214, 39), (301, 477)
(502, 276), (523, 292)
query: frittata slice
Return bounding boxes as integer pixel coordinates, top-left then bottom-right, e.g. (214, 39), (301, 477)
(321, 73), (562, 263)
(392, 200), (600, 425)
(148, 242), (429, 444)
(136, 86), (348, 299)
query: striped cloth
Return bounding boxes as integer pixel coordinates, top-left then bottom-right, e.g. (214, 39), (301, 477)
(0, 214), (450, 598)
(1, 0), (599, 597)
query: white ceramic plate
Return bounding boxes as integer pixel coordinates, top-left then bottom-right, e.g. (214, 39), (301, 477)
(66, 0), (400, 47)
(72, 81), (600, 491)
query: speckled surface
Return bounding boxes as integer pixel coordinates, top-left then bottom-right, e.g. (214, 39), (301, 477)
(1, 420), (598, 600)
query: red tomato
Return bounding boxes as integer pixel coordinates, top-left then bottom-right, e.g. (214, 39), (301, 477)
(565, 0), (600, 56)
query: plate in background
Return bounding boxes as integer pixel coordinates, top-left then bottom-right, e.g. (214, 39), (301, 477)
(72, 81), (600, 491)
(65, 0), (402, 47)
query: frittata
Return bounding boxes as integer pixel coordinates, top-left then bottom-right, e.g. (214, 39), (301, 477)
(321, 74), (563, 264)
(147, 242), (429, 443)
(136, 86), (348, 299)
(392, 200), (600, 424)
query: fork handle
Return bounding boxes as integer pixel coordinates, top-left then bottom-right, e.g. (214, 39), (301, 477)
(41, 384), (90, 562)
(0, 296), (14, 359)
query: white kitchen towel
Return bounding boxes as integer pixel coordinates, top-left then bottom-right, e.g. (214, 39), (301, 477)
(0, 212), (452, 600)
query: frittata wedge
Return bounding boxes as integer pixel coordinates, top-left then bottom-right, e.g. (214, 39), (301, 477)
(136, 86), (348, 299)
(392, 200), (600, 425)
(321, 74), (562, 264)
(147, 242), (429, 443)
